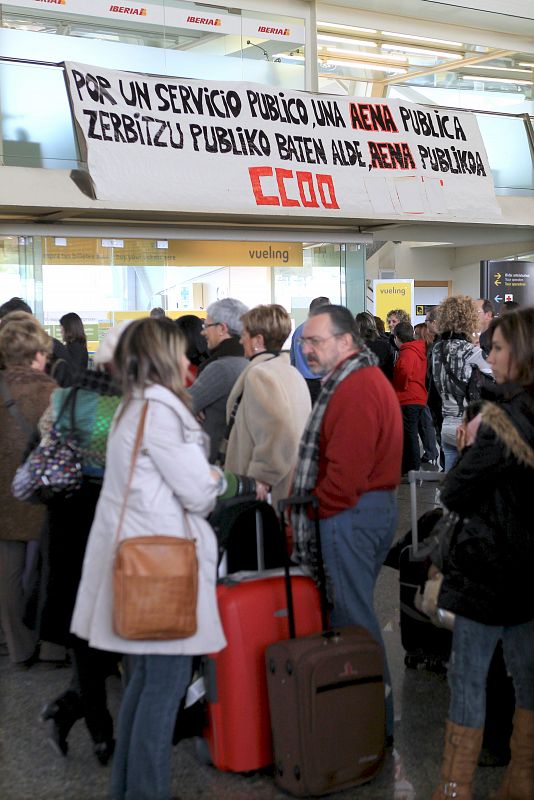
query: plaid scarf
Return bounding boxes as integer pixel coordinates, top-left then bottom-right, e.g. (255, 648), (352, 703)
(292, 347), (377, 583)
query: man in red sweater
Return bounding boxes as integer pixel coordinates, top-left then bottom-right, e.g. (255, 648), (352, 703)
(293, 305), (402, 743)
(392, 321), (428, 474)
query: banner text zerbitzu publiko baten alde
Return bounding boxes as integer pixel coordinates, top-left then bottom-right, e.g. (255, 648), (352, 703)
(64, 62), (501, 221)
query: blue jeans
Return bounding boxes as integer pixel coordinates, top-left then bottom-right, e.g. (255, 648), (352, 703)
(442, 441), (459, 473)
(448, 615), (534, 728)
(319, 490), (398, 738)
(110, 654), (193, 800)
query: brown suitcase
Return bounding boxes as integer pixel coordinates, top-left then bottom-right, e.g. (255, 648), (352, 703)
(265, 496), (386, 796)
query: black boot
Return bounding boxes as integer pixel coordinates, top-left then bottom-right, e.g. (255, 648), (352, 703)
(85, 708), (115, 766)
(93, 738), (115, 766)
(40, 690), (84, 756)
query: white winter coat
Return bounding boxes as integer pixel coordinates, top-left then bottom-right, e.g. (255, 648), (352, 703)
(70, 384), (226, 656)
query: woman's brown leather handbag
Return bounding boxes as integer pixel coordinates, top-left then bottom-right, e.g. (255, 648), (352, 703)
(112, 401), (198, 640)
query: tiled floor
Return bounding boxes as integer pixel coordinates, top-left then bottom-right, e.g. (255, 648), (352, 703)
(0, 481), (507, 799)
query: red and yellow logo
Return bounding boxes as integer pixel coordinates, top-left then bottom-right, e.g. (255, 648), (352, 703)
(34, 0), (66, 5)
(257, 25), (290, 36)
(109, 5), (147, 15)
(186, 16), (222, 26)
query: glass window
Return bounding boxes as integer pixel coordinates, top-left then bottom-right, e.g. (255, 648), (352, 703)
(0, 62), (79, 168)
(475, 114), (534, 190)
(0, 235), (365, 343)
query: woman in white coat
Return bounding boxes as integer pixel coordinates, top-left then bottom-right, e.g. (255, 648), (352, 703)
(71, 318), (226, 800)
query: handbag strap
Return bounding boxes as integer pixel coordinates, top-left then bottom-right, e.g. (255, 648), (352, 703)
(114, 400), (149, 549)
(54, 385), (79, 436)
(214, 392), (243, 468)
(214, 352), (280, 467)
(0, 372), (37, 439)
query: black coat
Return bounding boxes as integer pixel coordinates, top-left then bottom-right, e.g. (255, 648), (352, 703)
(366, 336), (395, 382)
(48, 338), (74, 387)
(66, 340), (89, 375)
(439, 384), (534, 626)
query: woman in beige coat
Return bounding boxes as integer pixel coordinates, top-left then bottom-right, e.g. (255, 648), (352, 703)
(225, 305), (311, 508)
(70, 318), (226, 800)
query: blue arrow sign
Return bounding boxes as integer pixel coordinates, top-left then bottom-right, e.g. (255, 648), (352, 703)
(494, 295), (503, 303)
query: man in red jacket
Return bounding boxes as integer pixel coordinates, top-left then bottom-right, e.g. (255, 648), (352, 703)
(292, 305), (403, 742)
(393, 321), (428, 474)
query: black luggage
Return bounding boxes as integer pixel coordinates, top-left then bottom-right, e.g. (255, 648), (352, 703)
(209, 496), (287, 573)
(400, 470), (452, 671)
(265, 496), (386, 796)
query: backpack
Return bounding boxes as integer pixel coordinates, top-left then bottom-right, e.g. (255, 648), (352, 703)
(441, 353), (494, 413)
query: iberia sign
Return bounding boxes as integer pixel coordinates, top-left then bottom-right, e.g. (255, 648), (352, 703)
(109, 5), (147, 16)
(9, 0), (305, 40)
(64, 61), (500, 222)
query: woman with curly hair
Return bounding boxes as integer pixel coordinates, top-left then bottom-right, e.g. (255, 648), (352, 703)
(431, 295), (491, 471)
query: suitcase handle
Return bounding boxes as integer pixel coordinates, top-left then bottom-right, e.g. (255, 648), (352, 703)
(407, 470), (444, 555)
(278, 495), (330, 637)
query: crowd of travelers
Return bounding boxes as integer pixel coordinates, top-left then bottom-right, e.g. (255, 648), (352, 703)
(0, 291), (533, 800)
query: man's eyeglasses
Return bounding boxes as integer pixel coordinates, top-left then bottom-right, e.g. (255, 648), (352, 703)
(202, 322), (220, 330)
(297, 334), (342, 348)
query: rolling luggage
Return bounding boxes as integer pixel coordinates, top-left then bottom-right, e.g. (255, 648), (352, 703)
(400, 470), (452, 670)
(203, 496), (323, 773)
(265, 495), (386, 797)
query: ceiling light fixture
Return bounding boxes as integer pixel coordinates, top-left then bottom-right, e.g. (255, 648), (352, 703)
(317, 34), (378, 47)
(381, 43), (460, 59)
(318, 21), (378, 34)
(324, 46), (407, 62)
(461, 64), (532, 74)
(381, 31), (463, 47)
(461, 75), (532, 85)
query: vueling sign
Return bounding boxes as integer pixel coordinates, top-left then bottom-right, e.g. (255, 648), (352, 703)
(109, 5), (147, 15)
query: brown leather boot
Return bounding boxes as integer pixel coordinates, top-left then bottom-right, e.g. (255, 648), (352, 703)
(431, 720), (484, 800)
(491, 708), (534, 800)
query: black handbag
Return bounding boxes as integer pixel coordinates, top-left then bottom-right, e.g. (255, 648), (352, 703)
(427, 510), (463, 571)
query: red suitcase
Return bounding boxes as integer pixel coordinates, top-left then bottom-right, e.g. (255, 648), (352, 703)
(265, 496), (386, 796)
(203, 499), (323, 773)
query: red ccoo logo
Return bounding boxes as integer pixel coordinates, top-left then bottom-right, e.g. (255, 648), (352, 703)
(109, 5), (147, 15)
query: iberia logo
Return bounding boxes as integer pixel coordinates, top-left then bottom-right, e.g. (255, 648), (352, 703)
(109, 5), (147, 15)
(186, 16), (222, 26)
(257, 25), (290, 36)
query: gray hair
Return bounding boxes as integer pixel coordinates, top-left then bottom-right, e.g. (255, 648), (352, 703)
(207, 298), (249, 335)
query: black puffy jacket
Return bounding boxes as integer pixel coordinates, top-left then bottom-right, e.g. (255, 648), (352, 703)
(439, 384), (534, 626)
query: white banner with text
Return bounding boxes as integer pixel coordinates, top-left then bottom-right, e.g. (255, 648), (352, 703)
(64, 61), (500, 220)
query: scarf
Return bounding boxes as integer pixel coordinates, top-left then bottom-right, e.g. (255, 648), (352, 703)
(196, 336), (244, 375)
(292, 346), (378, 583)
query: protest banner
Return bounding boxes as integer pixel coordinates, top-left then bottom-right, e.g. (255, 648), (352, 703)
(64, 61), (500, 221)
